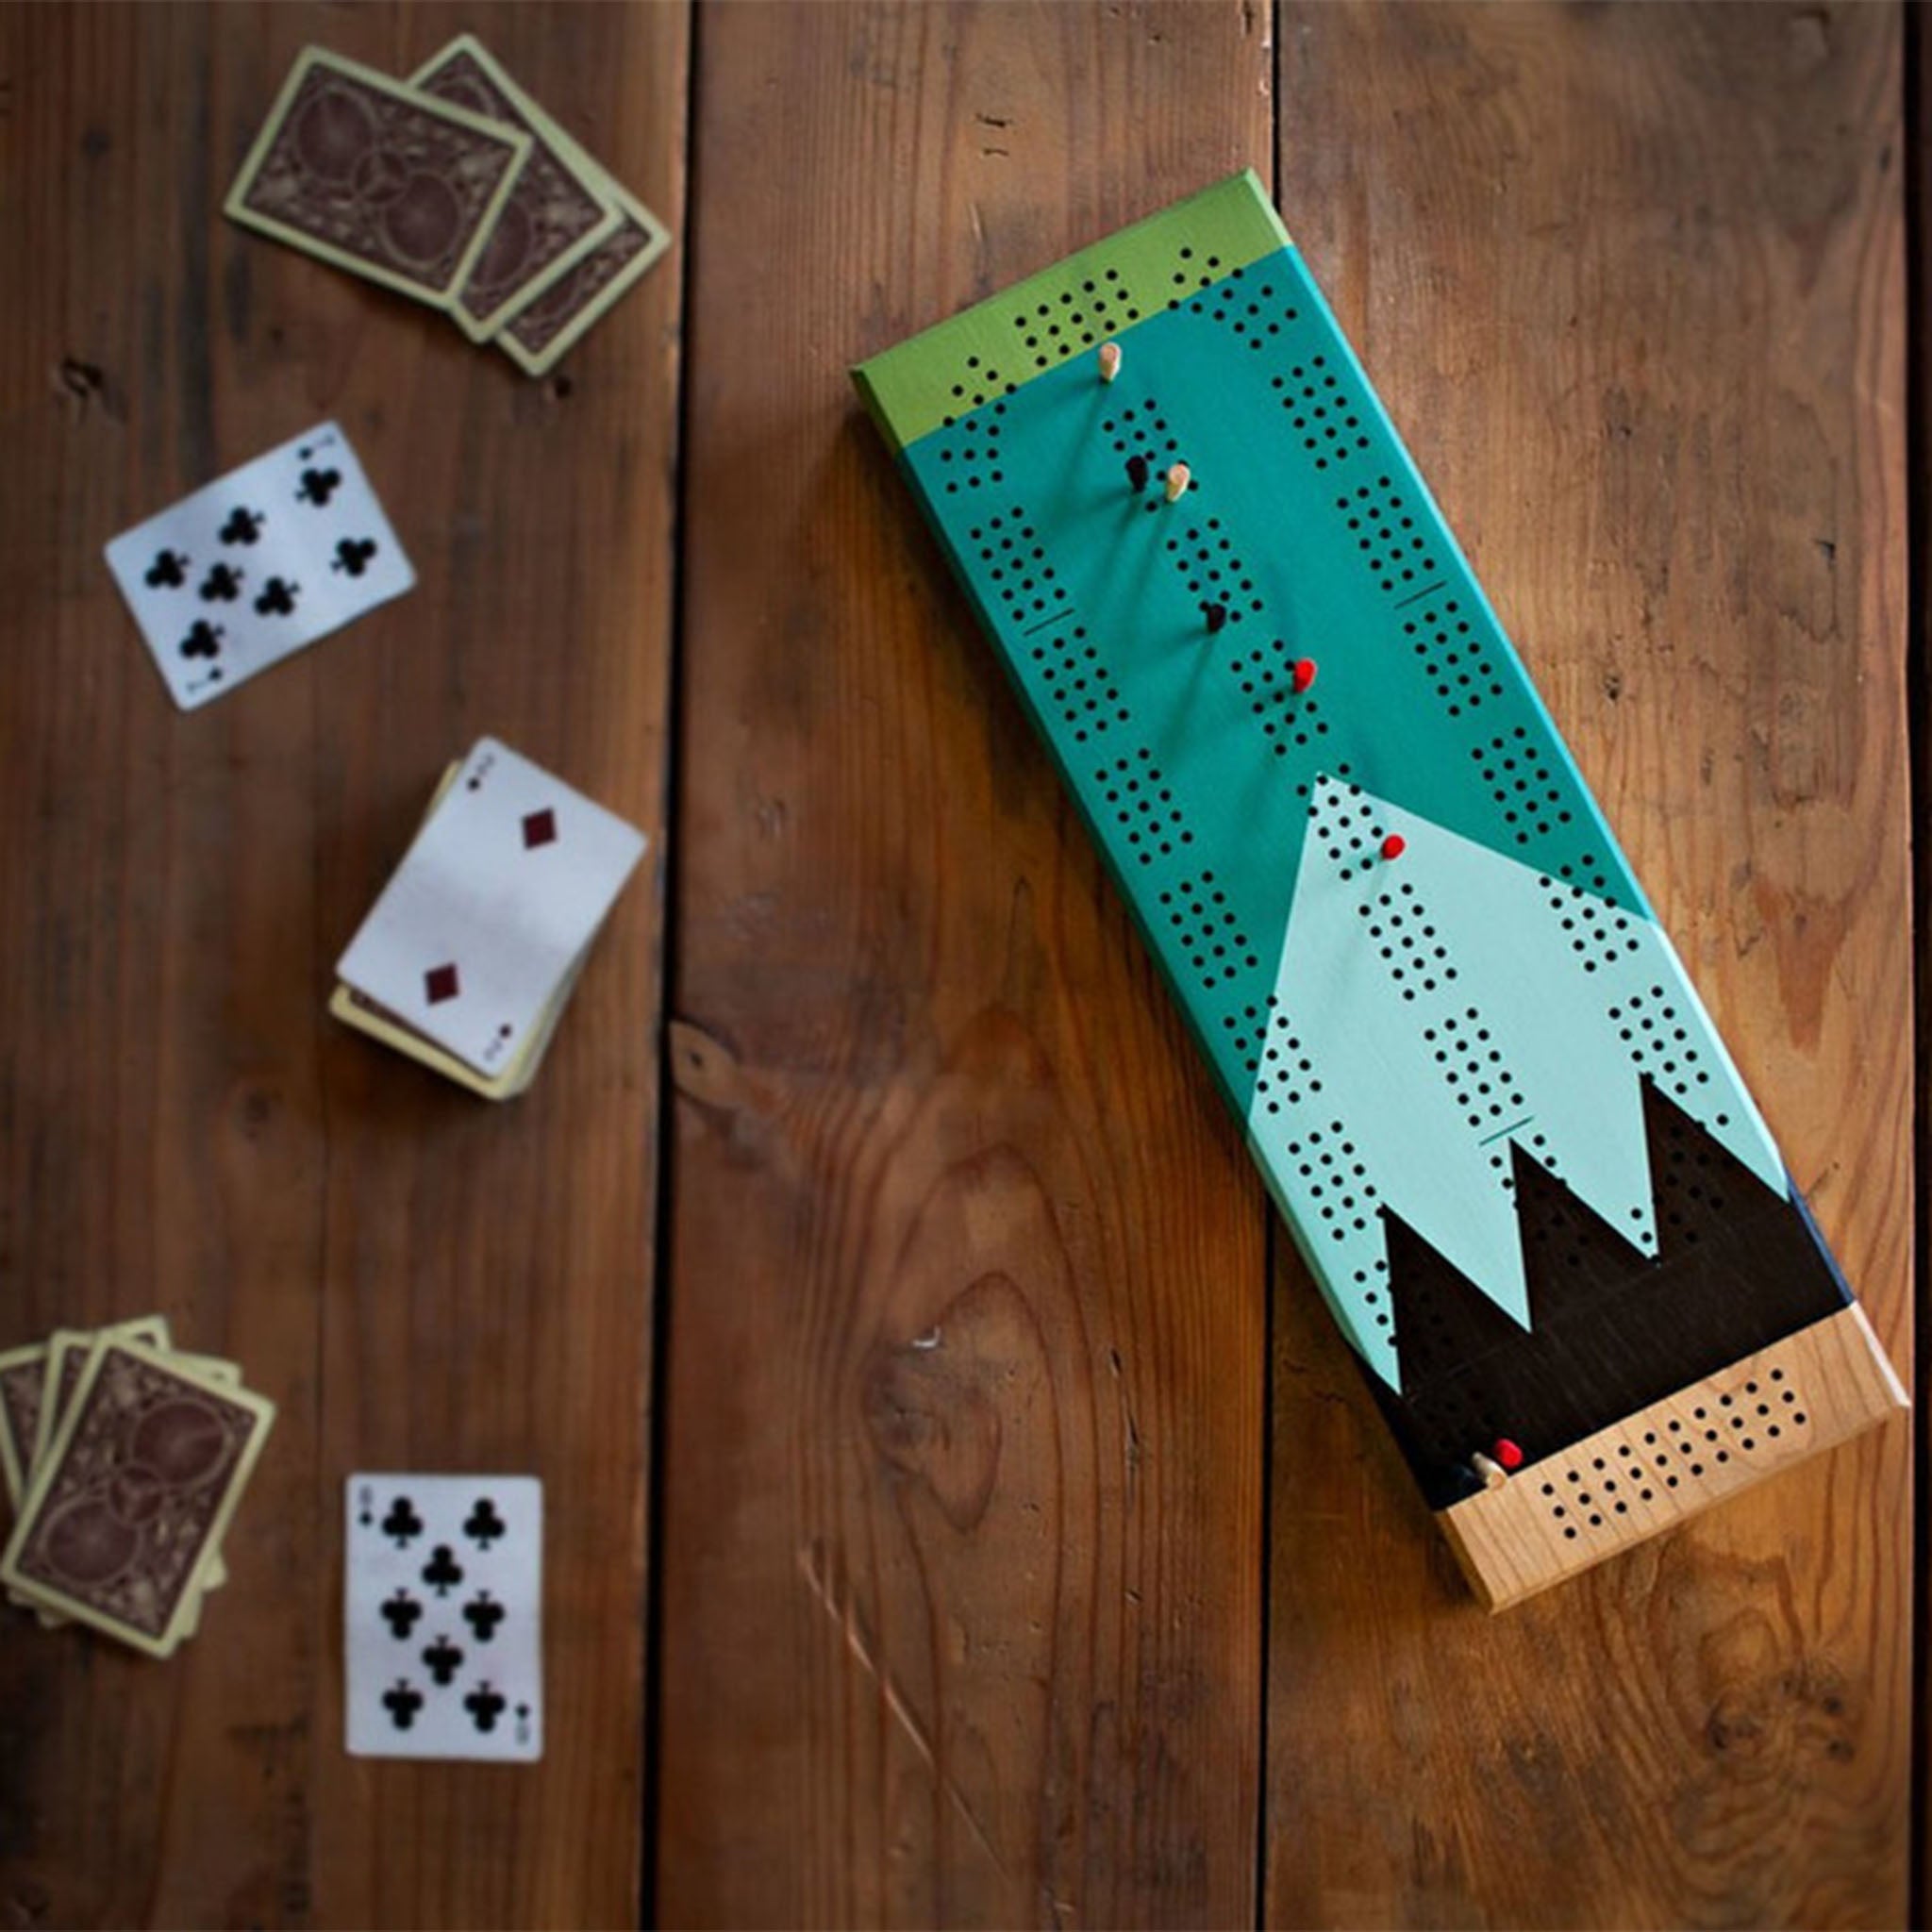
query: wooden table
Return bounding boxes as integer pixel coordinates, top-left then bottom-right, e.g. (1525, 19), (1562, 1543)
(0, 4), (1915, 1926)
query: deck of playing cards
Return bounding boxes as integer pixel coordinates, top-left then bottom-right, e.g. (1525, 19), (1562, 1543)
(0, 1317), (275, 1657)
(225, 40), (670, 376)
(332, 739), (646, 1098)
(105, 420), (413, 710)
(345, 1474), (542, 1761)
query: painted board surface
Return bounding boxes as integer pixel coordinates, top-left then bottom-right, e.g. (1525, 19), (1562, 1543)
(855, 170), (1883, 1512)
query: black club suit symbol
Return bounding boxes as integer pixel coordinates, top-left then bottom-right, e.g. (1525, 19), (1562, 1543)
(382, 1680), (425, 1731)
(296, 465), (341, 507)
(462, 1499), (506, 1548)
(254, 575), (299, 617)
(422, 1636), (465, 1686)
(178, 620), (223, 661)
(218, 507), (264, 544)
(331, 536), (377, 578)
(379, 1590), (422, 1640)
(461, 1591), (505, 1642)
(381, 1497), (424, 1547)
(144, 548), (189, 589)
(464, 1683), (507, 1733)
(198, 562), (243, 603)
(421, 1543), (464, 1597)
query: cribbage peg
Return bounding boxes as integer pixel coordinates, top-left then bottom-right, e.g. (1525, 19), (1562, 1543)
(1380, 833), (1407, 861)
(1291, 657), (1318, 693)
(1204, 601), (1228, 635)
(1471, 1452), (1508, 1491)
(1491, 1437), (1525, 1472)
(1098, 341), (1123, 383)
(1164, 461), (1191, 503)
(1126, 453), (1150, 491)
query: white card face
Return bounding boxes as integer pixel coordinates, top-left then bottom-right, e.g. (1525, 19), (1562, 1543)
(344, 1474), (543, 1762)
(335, 738), (646, 1075)
(105, 421), (414, 710)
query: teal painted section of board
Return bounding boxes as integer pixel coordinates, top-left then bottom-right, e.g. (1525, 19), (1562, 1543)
(855, 173), (1829, 1416)
(1248, 777), (1779, 1384)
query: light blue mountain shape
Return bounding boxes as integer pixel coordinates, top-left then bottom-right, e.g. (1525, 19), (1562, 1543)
(1249, 776), (1783, 1389)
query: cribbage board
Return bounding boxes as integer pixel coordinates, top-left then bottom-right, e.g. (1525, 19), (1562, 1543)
(853, 170), (1906, 1610)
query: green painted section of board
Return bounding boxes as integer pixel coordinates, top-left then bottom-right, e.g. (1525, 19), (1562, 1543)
(852, 170), (1289, 454)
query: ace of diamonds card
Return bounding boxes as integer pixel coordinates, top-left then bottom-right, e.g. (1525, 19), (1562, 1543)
(335, 738), (645, 1078)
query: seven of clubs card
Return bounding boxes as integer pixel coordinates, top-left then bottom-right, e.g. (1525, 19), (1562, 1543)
(345, 1474), (542, 1762)
(336, 738), (646, 1076)
(105, 421), (413, 709)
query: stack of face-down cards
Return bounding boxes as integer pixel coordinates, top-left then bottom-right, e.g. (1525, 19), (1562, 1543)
(104, 420), (413, 710)
(332, 739), (647, 1099)
(0, 1317), (275, 1657)
(344, 1474), (543, 1762)
(225, 39), (671, 376)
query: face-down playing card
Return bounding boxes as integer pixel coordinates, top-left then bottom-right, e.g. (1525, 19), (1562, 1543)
(335, 738), (646, 1077)
(345, 1474), (542, 1761)
(224, 46), (532, 311)
(104, 421), (414, 709)
(0, 1341), (275, 1657)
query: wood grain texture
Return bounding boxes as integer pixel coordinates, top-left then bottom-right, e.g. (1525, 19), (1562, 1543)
(0, 5), (683, 1925)
(1443, 1307), (1909, 1612)
(658, 5), (1272, 1924)
(1267, 6), (1913, 1927)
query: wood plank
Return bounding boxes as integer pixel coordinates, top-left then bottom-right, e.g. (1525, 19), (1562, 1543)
(658, 4), (1272, 1924)
(1267, 5), (1913, 1925)
(0, 5), (683, 1924)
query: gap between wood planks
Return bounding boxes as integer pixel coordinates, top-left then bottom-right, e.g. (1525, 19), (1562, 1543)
(1904, 9), (1931, 1925)
(640, 0), (708, 1922)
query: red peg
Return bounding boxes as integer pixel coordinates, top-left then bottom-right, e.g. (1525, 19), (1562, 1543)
(1492, 1437), (1525, 1472)
(1380, 833), (1407, 861)
(1291, 658), (1318, 693)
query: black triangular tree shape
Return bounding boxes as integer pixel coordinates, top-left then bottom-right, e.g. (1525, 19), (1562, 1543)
(1370, 1077), (1850, 1507)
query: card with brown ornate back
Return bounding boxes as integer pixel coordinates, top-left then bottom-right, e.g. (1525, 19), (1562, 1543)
(224, 47), (531, 310)
(0, 1341), (275, 1657)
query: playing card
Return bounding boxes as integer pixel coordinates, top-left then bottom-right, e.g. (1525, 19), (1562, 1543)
(0, 1345), (43, 1511)
(0, 1341), (275, 1657)
(329, 759), (584, 1099)
(335, 739), (645, 1076)
(29, 1316), (171, 1483)
(329, 954), (582, 1100)
(344, 1474), (542, 1761)
(409, 36), (621, 341)
(225, 46), (532, 310)
(105, 421), (414, 710)
(496, 171), (670, 377)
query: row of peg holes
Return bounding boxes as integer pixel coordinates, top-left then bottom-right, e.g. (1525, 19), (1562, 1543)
(1342, 476), (1439, 595)
(1403, 595), (1501, 716)
(1032, 621), (1127, 743)
(1611, 989), (1729, 1130)
(1103, 400), (1178, 466)
(1099, 749), (1192, 866)
(1360, 876), (1460, 1006)
(1474, 726), (1572, 841)
(935, 363), (1005, 491)
(1158, 872), (1259, 989)
(1540, 873), (1643, 974)
(1229, 638), (1330, 755)
(1008, 268), (1143, 374)
(1541, 1366), (1808, 1538)
(973, 513), (1066, 620)
(1168, 516), (1263, 621)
